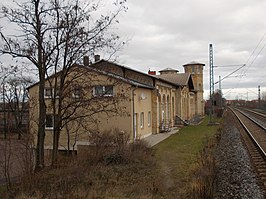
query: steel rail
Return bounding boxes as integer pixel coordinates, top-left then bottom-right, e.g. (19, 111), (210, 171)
(242, 108), (266, 119)
(235, 108), (266, 130)
(230, 107), (266, 159)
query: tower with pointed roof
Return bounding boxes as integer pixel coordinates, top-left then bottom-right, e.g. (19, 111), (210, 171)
(183, 61), (205, 116)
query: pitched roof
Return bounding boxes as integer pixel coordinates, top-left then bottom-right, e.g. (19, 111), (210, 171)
(183, 61), (205, 66)
(82, 65), (154, 89)
(156, 73), (189, 86)
(159, 67), (179, 73)
(91, 59), (181, 88)
(156, 73), (194, 89)
(27, 59), (183, 90)
(27, 63), (155, 90)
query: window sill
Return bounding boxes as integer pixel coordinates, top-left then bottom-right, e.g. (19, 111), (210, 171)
(45, 127), (54, 131)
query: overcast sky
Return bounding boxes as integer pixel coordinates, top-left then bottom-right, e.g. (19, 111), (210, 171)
(1, 0), (266, 100)
(113, 0), (266, 100)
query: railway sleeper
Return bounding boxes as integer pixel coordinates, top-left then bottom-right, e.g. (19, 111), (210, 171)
(253, 161), (266, 165)
(255, 164), (266, 169)
(256, 168), (266, 173)
(249, 151), (262, 155)
(252, 156), (264, 160)
(258, 173), (266, 178)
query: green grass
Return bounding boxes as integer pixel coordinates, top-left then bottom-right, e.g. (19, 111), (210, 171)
(154, 117), (221, 198)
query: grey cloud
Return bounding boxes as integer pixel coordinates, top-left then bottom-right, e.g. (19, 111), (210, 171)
(116, 0), (266, 99)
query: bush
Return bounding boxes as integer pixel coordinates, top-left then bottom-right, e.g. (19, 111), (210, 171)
(1, 129), (162, 198)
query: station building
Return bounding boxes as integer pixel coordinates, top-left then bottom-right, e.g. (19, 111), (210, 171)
(28, 57), (205, 150)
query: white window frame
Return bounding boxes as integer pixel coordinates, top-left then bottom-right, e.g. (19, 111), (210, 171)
(44, 88), (53, 98)
(45, 114), (54, 130)
(140, 112), (144, 129)
(44, 87), (60, 98)
(148, 111), (151, 127)
(45, 114), (59, 130)
(93, 85), (114, 97)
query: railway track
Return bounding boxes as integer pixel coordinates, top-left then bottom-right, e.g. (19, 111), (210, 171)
(230, 107), (266, 189)
(238, 108), (266, 128)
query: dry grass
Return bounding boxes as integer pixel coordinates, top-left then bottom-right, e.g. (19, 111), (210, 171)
(0, 122), (221, 199)
(1, 131), (166, 199)
(190, 133), (220, 199)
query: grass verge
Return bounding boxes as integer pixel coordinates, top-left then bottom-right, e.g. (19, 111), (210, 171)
(154, 117), (221, 198)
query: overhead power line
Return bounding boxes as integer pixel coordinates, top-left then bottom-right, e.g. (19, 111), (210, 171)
(245, 31), (266, 64)
(214, 64), (243, 68)
(215, 31), (266, 87)
(241, 31), (266, 76)
(214, 64), (246, 84)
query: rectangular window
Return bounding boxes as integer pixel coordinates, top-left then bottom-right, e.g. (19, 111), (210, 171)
(72, 87), (82, 99)
(45, 114), (54, 129)
(54, 88), (60, 98)
(44, 87), (60, 98)
(148, 111), (151, 127)
(94, 86), (114, 97)
(191, 66), (195, 74)
(140, 112), (144, 129)
(45, 114), (59, 129)
(105, 86), (114, 96)
(44, 88), (53, 98)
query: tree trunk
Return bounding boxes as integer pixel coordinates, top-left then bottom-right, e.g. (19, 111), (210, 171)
(35, 75), (46, 171)
(52, 128), (60, 167)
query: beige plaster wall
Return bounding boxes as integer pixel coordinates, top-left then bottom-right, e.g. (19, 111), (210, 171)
(133, 88), (153, 139)
(28, 67), (133, 150)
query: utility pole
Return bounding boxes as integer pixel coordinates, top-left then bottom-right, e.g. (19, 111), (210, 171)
(219, 75), (222, 108)
(209, 44), (215, 124)
(258, 85), (261, 107)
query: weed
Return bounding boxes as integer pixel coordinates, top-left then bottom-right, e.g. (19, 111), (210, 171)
(190, 135), (219, 199)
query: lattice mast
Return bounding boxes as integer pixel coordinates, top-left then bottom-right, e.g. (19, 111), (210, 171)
(209, 44), (214, 123)
(209, 44), (214, 97)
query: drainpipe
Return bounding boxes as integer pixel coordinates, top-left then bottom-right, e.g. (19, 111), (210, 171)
(132, 86), (138, 141)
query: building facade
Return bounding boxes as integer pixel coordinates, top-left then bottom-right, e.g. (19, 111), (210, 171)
(28, 58), (205, 151)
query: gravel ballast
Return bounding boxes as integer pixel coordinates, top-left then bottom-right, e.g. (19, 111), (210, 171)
(214, 112), (265, 199)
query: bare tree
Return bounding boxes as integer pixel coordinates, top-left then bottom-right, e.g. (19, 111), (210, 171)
(0, 0), (127, 170)
(5, 76), (31, 139)
(0, 65), (18, 139)
(45, 65), (131, 165)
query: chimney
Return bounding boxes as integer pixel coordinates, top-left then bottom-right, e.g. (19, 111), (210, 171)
(83, 56), (90, 66)
(148, 69), (156, 75)
(94, 54), (100, 62)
